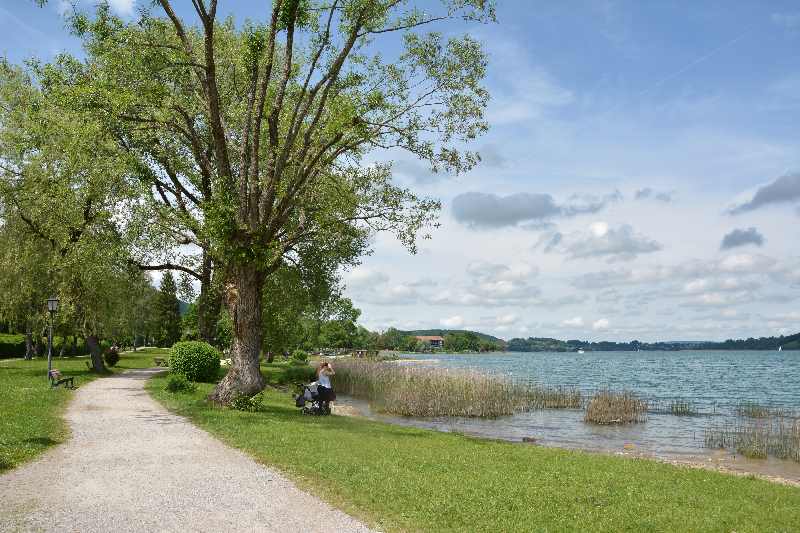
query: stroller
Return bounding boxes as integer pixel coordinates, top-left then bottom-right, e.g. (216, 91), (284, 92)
(295, 382), (331, 416)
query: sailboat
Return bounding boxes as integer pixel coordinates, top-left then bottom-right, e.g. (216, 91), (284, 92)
(778, 346), (783, 352)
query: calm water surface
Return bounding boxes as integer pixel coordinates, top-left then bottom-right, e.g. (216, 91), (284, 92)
(337, 350), (800, 481)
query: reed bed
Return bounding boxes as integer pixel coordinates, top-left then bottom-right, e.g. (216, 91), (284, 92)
(332, 359), (575, 418)
(649, 399), (698, 416)
(584, 390), (648, 425)
(735, 401), (797, 419)
(704, 416), (800, 462)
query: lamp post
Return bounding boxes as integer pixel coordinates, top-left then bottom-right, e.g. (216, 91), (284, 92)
(46, 296), (59, 381)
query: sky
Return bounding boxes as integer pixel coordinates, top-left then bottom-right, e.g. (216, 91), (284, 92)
(2, 1), (799, 342)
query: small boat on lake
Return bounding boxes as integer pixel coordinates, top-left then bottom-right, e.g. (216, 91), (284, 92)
(577, 349), (585, 354)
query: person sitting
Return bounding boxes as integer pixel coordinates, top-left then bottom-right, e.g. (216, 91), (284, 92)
(315, 361), (336, 412)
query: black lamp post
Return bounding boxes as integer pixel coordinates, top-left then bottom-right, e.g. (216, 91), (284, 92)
(46, 296), (59, 381)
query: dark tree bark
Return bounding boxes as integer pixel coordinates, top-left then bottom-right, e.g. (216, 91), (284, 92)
(266, 351), (275, 363)
(209, 264), (265, 403)
(85, 334), (107, 373)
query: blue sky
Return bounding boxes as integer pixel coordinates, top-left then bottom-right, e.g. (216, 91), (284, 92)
(3, 1), (799, 341)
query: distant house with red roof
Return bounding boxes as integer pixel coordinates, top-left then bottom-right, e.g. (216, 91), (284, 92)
(414, 335), (444, 348)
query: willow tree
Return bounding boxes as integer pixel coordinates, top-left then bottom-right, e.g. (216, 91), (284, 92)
(65, 0), (493, 402)
(0, 59), (137, 372)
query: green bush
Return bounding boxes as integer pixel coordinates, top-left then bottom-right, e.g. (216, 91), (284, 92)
(165, 373), (197, 393)
(104, 347), (120, 367)
(230, 392), (266, 412)
(290, 349), (309, 365)
(279, 364), (316, 385)
(169, 341), (221, 382)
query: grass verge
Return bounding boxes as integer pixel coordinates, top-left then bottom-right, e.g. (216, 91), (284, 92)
(147, 366), (800, 533)
(0, 348), (166, 471)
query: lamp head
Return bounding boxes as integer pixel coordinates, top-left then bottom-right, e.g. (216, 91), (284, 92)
(47, 296), (59, 314)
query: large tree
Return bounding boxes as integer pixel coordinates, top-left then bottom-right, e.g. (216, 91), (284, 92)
(51, 1), (493, 402)
(0, 58), (139, 372)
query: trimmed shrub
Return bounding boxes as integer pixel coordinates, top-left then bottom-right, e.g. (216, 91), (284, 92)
(165, 373), (197, 393)
(169, 341), (221, 382)
(230, 392), (266, 412)
(104, 347), (120, 367)
(290, 349), (309, 365)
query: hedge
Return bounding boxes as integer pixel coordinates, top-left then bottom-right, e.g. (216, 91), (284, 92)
(0, 334), (94, 359)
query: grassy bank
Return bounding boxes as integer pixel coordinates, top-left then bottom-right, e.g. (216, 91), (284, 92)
(147, 367), (800, 532)
(0, 349), (165, 471)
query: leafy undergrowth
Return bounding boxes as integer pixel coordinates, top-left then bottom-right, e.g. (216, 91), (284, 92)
(0, 348), (166, 471)
(148, 367), (800, 533)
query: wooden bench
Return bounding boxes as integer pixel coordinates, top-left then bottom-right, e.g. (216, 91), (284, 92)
(49, 370), (76, 389)
(153, 357), (168, 367)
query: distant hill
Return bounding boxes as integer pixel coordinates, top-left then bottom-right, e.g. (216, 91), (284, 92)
(506, 332), (800, 352)
(397, 329), (506, 344)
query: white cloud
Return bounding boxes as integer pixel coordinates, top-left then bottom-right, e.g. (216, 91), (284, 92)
(544, 223), (662, 262)
(440, 315), (465, 328)
(561, 316), (584, 327)
(592, 318), (610, 331)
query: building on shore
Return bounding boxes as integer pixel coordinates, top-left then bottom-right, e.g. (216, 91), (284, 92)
(414, 335), (444, 349)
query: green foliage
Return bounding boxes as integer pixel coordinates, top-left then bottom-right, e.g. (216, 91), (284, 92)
(230, 392), (266, 412)
(103, 346), (120, 367)
(214, 311), (233, 351)
(165, 373), (197, 394)
(155, 272), (181, 348)
(169, 341), (221, 382)
(290, 349), (309, 365)
(281, 364), (316, 385)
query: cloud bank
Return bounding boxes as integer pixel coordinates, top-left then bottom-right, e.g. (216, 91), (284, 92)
(451, 191), (620, 229)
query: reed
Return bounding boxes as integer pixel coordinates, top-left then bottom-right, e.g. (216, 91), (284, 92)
(669, 399), (697, 416)
(525, 384), (583, 409)
(704, 416), (800, 462)
(736, 401), (773, 418)
(584, 390), (648, 425)
(332, 359), (570, 418)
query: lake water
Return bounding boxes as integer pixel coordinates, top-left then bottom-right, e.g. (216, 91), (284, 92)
(336, 350), (800, 482)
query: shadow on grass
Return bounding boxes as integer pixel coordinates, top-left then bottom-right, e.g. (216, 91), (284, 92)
(20, 436), (61, 446)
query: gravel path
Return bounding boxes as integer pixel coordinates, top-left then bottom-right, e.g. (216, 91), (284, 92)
(0, 368), (375, 533)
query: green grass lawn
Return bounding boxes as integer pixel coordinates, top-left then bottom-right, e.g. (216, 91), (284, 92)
(148, 366), (800, 533)
(0, 348), (166, 471)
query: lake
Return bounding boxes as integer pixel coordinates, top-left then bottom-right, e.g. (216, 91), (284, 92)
(336, 350), (800, 482)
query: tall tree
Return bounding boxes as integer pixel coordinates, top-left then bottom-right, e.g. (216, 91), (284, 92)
(155, 271), (182, 347)
(43, 1), (493, 402)
(0, 58), (137, 372)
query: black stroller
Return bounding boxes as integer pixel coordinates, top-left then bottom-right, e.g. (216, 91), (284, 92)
(295, 383), (331, 416)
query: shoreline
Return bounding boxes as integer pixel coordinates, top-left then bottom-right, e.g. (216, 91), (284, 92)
(332, 397), (800, 488)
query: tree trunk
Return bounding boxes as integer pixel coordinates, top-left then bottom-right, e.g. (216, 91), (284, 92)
(24, 331), (34, 360)
(209, 264), (265, 404)
(198, 252), (221, 344)
(71, 335), (78, 356)
(266, 351), (275, 363)
(85, 334), (107, 373)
